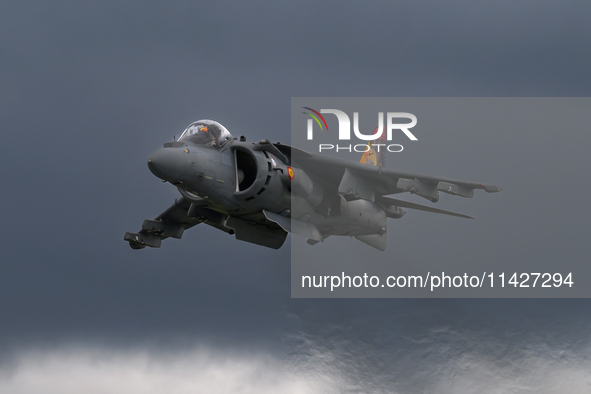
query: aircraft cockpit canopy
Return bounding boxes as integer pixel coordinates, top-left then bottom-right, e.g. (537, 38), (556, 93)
(178, 120), (233, 148)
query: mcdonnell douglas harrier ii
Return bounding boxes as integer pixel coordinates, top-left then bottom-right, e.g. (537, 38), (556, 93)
(124, 120), (501, 251)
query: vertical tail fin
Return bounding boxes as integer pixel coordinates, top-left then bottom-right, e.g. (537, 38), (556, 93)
(359, 126), (386, 167)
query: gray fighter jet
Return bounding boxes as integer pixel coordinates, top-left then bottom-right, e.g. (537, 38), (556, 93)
(124, 120), (501, 251)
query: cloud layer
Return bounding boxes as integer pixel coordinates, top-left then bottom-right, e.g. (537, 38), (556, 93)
(2, 338), (591, 394)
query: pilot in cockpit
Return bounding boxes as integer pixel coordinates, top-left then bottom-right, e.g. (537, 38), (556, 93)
(178, 120), (232, 148)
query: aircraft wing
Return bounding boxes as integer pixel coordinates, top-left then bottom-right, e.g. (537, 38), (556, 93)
(283, 145), (501, 203)
(124, 197), (203, 249)
(124, 197), (287, 250)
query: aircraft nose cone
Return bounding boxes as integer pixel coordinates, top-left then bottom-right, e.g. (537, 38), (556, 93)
(147, 148), (188, 182)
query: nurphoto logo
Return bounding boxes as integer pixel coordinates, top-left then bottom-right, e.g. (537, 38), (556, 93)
(302, 107), (418, 153)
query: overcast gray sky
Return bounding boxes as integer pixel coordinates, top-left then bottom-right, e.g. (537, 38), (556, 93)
(1, 1), (591, 392)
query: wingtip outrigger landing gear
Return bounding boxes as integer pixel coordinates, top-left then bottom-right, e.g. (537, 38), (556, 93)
(124, 231), (162, 249)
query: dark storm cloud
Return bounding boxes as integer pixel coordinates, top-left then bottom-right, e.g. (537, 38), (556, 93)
(1, 0), (591, 391)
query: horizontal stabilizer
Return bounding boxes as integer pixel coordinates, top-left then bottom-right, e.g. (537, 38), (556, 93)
(484, 185), (502, 193)
(378, 196), (474, 219)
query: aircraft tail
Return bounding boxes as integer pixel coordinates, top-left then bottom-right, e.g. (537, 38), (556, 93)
(359, 126), (386, 167)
